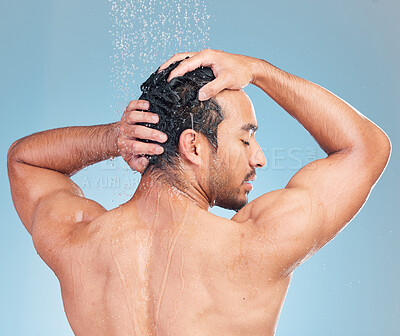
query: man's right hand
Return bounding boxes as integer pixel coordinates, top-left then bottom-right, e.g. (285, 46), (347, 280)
(157, 49), (262, 101)
(117, 100), (167, 173)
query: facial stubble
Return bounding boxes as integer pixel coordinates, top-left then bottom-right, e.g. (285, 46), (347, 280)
(208, 151), (249, 212)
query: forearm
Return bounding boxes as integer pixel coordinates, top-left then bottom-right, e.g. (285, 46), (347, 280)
(251, 59), (389, 155)
(8, 122), (120, 176)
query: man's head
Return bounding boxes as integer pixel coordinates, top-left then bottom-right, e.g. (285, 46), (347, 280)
(138, 58), (224, 175)
(138, 59), (266, 211)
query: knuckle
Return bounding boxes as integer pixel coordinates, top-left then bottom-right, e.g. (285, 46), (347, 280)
(131, 125), (141, 136)
(143, 113), (151, 122)
(126, 112), (137, 124)
(131, 142), (139, 152)
(118, 127), (126, 137)
(224, 72), (233, 82)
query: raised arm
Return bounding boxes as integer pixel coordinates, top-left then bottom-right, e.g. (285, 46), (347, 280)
(159, 49), (392, 277)
(7, 123), (119, 234)
(7, 100), (165, 270)
(243, 57), (391, 275)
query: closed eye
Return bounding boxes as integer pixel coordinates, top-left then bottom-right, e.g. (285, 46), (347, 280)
(241, 140), (250, 146)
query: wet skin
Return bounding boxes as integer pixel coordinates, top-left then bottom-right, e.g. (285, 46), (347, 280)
(60, 186), (290, 336)
(54, 90), (288, 335)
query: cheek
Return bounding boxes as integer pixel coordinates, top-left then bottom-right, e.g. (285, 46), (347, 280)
(219, 140), (245, 165)
(229, 150), (249, 176)
(215, 139), (249, 177)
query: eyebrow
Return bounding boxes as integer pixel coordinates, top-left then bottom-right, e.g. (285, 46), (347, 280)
(241, 123), (258, 132)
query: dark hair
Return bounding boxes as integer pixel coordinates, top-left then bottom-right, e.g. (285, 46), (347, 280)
(138, 58), (225, 177)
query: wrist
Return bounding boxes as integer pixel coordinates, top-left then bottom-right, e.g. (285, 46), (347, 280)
(249, 57), (266, 86)
(249, 58), (272, 88)
(106, 122), (121, 158)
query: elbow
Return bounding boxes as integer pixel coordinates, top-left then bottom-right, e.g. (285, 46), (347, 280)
(356, 129), (391, 178)
(374, 129), (392, 167)
(363, 122), (391, 159)
(381, 133), (391, 170)
(372, 132), (391, 183)
(372, 121), (391, 157)
(7, 139), (26, 174)
(7, 140), (21, 165)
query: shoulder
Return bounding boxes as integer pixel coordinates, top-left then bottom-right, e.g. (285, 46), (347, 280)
(33, 199), (119, 276)
(232, 188), (310, 225)
(230, 188), (318, 278)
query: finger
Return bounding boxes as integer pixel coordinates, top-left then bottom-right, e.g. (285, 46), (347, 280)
(125, 125), (168, 143)
(198, 76), (229, 100)
(128, 141), (164, 155)
(126, 100), (150, 111)
(128, 155), (149, 173)
(125, 111), (160, 124)
(138, 156), (149, 168)
(157, 52), (197, 73)
(119, 139), (164, 157)
(167, 52), (213, 82)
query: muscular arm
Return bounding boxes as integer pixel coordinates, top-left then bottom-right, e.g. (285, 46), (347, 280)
(7, 123), (119, 272)
(7, 100), (165, 271)
(241, 58), (391, 275)
(7, 123), (120, 234)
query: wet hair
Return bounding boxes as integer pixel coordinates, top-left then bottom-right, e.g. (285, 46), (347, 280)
(138, 58), (225, 178)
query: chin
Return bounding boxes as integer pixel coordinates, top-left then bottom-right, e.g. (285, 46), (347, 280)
(232, 200), (248, 212)
(211, 181), (249, 212)
(215, 194), (248, 212)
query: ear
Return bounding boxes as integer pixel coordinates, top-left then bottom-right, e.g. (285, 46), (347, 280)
(178, 129), (205, 166)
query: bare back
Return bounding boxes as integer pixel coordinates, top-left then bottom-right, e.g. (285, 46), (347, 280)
(56, 202), (291, 336)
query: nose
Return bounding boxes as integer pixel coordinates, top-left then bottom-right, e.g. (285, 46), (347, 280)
(249, 141), (266, 168)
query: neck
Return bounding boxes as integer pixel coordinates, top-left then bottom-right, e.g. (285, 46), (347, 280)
(129, 171), (212, 212)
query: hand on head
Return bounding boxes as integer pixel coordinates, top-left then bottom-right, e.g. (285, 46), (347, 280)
(117, 100), (167, 173)
(120, 49), (257, 172)
(157, 49), (257, 101)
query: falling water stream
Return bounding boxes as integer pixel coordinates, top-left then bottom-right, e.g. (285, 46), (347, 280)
(108, 0), (211, 116)
(107, 0), (212, 202)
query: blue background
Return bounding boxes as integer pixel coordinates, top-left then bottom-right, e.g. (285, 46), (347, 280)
(1, 0), (398, 335)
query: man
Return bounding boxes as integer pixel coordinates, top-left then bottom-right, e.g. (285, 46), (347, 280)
(7, 49), (391, 336)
